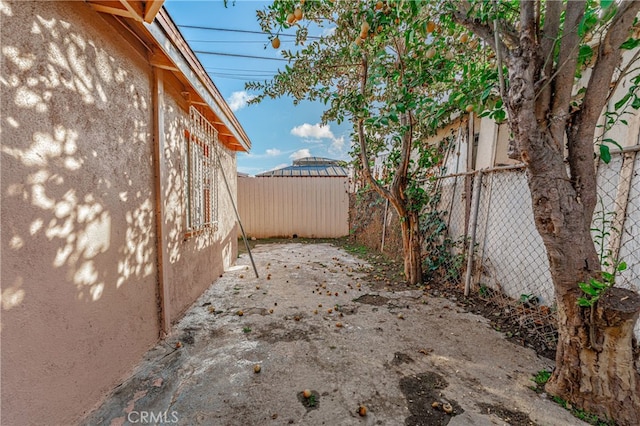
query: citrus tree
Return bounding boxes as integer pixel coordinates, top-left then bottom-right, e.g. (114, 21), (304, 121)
(247, 0), (492, 285)
(433, 1), (640, 423)
(245, 0), (640, 423)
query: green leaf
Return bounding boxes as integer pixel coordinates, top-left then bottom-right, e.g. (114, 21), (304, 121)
(579, 282), (599, 296)
(590, 277), (608, 289)
(480, 87), (492, 103)
(577, 297), (593, 307)
(603, 138), (623, 150)
(617, 261), (627, 272)
(600, 0), (614, 9)
(621, 38), (640, 50)
(614, 93), (632, 110)
(578, 44), (593, 65)
(493, 109), (506, 122)
(599, 144), (611, 164)
(632, 96), (640, 110)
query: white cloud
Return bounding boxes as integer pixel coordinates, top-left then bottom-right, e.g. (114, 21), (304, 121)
(290, 149), (311, 160)
(328, 136), (345, 156)
(290, 123), (334, 140)
(227, 91), (255, 112)
(265, 148), (281, 157)
(289, 123), (349, 159)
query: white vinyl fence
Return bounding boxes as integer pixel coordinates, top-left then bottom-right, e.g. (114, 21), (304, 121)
(237, 176), (349, 239)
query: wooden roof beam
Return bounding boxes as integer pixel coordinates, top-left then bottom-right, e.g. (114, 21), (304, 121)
(149, 49), (178, 71)
(144, 0), (165, 23)
(119, 0), (144, 22)
(89, 1), (133, 18)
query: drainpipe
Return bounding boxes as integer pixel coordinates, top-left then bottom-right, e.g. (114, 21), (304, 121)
(152, 67), (171, 336)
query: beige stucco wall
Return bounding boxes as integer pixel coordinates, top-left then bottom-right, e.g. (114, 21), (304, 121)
(160, 82), (238, 321)
(1, 2), (242, 423)
(0, 1), (241, 424)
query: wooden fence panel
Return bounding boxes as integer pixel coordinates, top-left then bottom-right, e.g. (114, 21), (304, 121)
(237, 176), (349, 238)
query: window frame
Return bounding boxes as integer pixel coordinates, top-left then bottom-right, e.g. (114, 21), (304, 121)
(184, 106), (219, 237)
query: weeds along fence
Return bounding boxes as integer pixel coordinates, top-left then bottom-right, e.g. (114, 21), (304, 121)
(435, 145), (640, 349)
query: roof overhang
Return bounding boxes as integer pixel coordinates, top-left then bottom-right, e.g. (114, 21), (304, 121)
(87, 0), (165, 23)
(87, 1), (251, 152)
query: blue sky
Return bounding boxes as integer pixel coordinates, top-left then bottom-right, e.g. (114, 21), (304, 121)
(164, 0), (353, 176)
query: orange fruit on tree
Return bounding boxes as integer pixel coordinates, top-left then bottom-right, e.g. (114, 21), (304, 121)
(459, 33), (469, 43)
(426, 47), (436, 59)
(271, 37), (281, 49)
(294, 8), (303, 21)
(375, 1), (383, 11)
(426, 20), (436, 33)
(286, 13), (295, 24)
(361, 21), (370, 33)
(465, 104), (474, 113)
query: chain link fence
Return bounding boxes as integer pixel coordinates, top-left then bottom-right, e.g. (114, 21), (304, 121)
(434, 146), (640, 350)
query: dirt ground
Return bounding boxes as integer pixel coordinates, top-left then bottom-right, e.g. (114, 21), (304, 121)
(82, 242), (585, 426)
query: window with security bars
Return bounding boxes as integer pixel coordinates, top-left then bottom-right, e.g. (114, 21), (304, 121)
(184, 106), (218, 234)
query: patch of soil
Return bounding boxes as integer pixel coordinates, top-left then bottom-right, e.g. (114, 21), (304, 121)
(253, 321), (321, 343)
(429, 284), (557, 360)
(476, 402), (537, 425)
(391, 352), (415, 366)
(336, 231), (557, 359)
(399, 372), (463, 426)
(297, 390), (320, 411)
(354, 294), (389, 306)
(328, 236), (558, 360)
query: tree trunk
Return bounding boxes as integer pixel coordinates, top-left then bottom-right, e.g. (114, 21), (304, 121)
(399, 210), (422, 285)
(547, 287), (640, 425)
(523, 132), (640, 425)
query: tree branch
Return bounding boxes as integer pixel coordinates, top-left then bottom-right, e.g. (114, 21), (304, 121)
(355, 54), (392, 202)
(452, 7), (511, 66)
(536, 0), (563, 121)
(569, 0), (640, 227)
(548, 0), (585, 150)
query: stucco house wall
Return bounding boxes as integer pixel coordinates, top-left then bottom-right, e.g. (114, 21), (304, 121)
(1, 1), (249, 425)
(160, 84), (239, 319)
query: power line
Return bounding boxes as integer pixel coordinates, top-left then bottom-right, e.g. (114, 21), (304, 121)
(209, 72), (274, 78)
(208, 74), (273, 81)
(178, 24), (321, 40)
(187, 39), (294, 44)
(206, 66), (277, 73)
(194, 50), (290, 61)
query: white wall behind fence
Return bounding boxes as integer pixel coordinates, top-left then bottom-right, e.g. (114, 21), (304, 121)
(237, 176), (349, 239)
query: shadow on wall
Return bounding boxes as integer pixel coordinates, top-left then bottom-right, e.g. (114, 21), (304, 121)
(1, 2), (159, 424)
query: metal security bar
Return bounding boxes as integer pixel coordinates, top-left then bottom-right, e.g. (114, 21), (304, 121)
(186, 106), (218, 233)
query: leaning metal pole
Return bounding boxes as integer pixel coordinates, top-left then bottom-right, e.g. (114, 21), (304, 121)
(217, 154), (259, 278)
